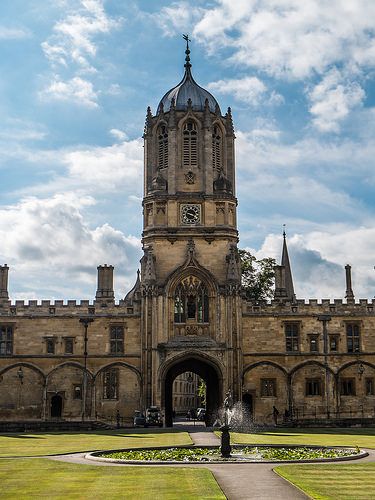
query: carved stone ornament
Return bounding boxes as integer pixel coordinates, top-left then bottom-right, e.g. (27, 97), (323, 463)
(185, 171), (195, 184)
(185, 325), (199, 335)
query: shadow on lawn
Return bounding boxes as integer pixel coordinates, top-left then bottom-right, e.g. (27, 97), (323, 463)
(2, 435), (44, 439)
(0, 428), (186, 439)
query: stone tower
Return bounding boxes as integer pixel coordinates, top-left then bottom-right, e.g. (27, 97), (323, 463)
(140, 38), (242, 425)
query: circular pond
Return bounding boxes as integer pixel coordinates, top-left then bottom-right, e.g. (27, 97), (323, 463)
(86, 445), (367, 464)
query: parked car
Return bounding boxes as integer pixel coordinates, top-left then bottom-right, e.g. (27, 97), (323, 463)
(145, 406), (163, 427)
(133, 410), (146, 428)
(197, 408), (206, 421)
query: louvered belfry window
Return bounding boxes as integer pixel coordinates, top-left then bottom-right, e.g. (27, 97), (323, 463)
(212, 125), (222, 171)
(158, 124), (168, 169)
(183, 120), (198, 167)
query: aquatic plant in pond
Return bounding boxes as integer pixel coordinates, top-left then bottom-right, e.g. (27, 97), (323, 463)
(100, 446), (361, 462)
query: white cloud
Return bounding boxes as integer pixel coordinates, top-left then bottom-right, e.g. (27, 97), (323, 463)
(190, 0), (375, 79)
(207, 77), (268, 105)
(42, 0), (120, 71)
(308, 68), (365, 132)
(40, 76), (98, 107)
(0, 26), (31, 40)
(62, 138), (143, 190)
(40, 0), (121, 109)
(1, 136), (144, 197)
(0, 193), (141, 300)
(109, 128), (128, 141)
(156, 1), (204, 37)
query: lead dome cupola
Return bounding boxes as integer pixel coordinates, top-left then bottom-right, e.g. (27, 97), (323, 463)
(157, 37), (220, 115)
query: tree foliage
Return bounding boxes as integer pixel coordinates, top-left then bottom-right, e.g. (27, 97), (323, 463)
(239, 249), (276, 301)
(197, 379), (206, 406)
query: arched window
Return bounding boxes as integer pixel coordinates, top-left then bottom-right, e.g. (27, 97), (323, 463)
(158, 124), (168, 169)
(174, 276), (209, 323)
(183, 120), (198, 167)
(212, 124), (222, 171)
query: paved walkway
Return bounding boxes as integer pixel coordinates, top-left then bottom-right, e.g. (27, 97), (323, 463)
(46, 425), (375, 500)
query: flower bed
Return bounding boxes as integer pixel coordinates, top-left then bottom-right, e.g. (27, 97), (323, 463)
(98, 445), (361, 462)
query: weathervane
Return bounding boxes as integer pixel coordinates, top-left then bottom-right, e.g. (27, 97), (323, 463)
(182, 33), (191, 68)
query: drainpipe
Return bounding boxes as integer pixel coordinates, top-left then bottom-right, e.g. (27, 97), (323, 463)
(317, 315), (332, 420)
(79, 318), (94, 422)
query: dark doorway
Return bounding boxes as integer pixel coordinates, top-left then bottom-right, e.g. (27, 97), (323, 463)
(164, 357), (222, 427)
(50, 394), (63, 418)
(242, 393), (253, 420)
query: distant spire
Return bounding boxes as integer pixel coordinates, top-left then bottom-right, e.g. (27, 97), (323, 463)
(281, 228), (296, 302)
(182, 33), (191, 69)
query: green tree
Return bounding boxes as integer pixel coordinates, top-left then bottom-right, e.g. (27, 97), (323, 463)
(197, 379), (206, 406)
(239, 249), (276, 301)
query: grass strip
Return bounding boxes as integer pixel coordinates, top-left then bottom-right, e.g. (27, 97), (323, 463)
(0, 429), (192, 457)
(275, 462), (375, 500)
(229, 427), (375, 449)
(0, 458), (225, 499)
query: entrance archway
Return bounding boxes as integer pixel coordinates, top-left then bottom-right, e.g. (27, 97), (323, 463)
(242, 393), (253, 419)
(50, 394), (63, 418)
(163, 356), (222, 427)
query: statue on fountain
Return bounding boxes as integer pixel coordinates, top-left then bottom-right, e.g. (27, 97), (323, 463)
(220, 389), (233, 458)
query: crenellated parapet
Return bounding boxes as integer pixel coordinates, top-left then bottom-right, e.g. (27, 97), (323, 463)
(243, 297), (375, 315)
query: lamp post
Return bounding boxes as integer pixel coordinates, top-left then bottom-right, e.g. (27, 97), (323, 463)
(318, 315), (331, 420)
(79, 318), (94, 422)
(17, 367), (24, 384)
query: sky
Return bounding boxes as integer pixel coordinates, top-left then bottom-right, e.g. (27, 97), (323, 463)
(1, 0), (375, 301)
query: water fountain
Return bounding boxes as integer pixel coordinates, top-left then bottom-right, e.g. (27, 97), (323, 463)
(220, 389), (233, 458)
(85, 389), (367, 464)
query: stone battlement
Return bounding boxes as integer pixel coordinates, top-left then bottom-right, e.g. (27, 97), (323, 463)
(0, 298), (137, 316)
(244, 297), (375, 315)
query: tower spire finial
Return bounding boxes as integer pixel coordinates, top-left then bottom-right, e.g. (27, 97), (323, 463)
(283, 224), (286, 239)
(182, 33), (191, 69)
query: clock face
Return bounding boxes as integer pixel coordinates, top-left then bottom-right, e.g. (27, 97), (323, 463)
(181, 204), (201, 225)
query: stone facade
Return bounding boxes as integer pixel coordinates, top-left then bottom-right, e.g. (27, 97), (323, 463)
(0, 45), (374, 426)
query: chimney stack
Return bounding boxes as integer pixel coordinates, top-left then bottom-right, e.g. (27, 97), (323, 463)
(96, 265), (114, 303)
(345, 264), (354, 302)
(0, 265), (9, 301)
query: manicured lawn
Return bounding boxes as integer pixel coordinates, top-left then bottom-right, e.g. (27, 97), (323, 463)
(275, 462), (375, 500)
(0, 458), (225, 499)
(230, 427), (375, 449)
(0, 429), (192, 457)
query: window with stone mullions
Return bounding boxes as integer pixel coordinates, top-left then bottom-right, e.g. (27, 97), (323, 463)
(365, 377), (374, 396)
(0, 325), (13, 355)
(212, 125), (222, 171)
(346, 323), (360, 353)
(261, 379), (276, 397)
(306, 378), (321, 396)
(183, 121), (198, 167)
(110, 326), (124, 355)
(103, 368), (118, 399)
(158, 125), (168, 169)
(340, 378), (356, 396)
(285, 323), (299, 352)
(174, 278), (209, 324)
